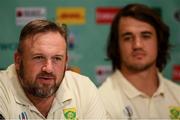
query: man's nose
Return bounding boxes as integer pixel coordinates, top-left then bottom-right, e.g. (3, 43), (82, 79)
(42, 60), (53, 73)
(133, 37), (143, 49)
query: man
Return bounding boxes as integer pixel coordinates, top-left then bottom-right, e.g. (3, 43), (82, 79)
(99, 3), (180, 119)
(0, 19), (107, 119)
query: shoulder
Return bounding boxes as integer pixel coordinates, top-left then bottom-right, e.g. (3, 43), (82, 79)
(98, 71), (126, 118)
(158, 72), (180, 91)
(164, 80), (180, 104)
(98, 76), (115, 108)
(99, 70), (121, 93)
(62, 71), (108, 118)
(160, 75), (180, 102)
(65, 70), (90, 80)
(164, 79), (180, 91)
(99, 76), (114, 92)
(64, 71), (94, 85)
(98, 71), (121, 101)
(0, 65), (14, 89)
(0, 64), (18, 95)
(0, 64), (16, 82)
(63, 70), (97, 91)
(0, 65), (15, 119)
(158, 73), (180, 101)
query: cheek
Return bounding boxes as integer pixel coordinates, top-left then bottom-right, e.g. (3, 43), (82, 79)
(147, 42), (158, 57)
(55, 65), (66, 82)
(120, 45), (131, 57)
(54, 64), (67, 77)
(152, 48), (158, 59)
(55, 64), (66, 72)
(23, 63), (40, 78)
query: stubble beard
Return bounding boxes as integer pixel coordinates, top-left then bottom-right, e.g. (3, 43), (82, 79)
(122, 59), (156, 72)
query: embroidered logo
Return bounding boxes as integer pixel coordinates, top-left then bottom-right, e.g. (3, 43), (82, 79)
(169, 106), (180, 119)
(19, 112), (28, 120)
(63, 107), (77, 120)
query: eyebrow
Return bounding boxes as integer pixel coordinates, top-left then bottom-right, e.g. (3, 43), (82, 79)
(53, 55), (64, 58)
(121, 31), (153, 37)
(120, 32), (132, 38)
(31, 53), (64, 57)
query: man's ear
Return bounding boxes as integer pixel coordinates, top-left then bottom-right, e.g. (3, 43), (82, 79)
(14, 50), (22, 70)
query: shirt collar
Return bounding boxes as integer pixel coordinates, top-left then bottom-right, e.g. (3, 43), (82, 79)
(113, 70), (142, 98)
(113, 70), (165, 98)
(153, 72), (165, 97)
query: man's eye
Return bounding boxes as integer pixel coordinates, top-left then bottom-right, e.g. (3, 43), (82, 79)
(52, 57), (62, 62)
(55, 57), (61, 61)
(35, 56), (43, 59)
(142, 32), (152, 39)
(123, 36), (132, 41)
(33, 56), (44, 60)
(142, 35), (151, 40)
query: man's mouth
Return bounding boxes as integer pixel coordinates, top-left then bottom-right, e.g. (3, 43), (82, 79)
(132, 52), (145, 59)
(37, 75), (55, 84)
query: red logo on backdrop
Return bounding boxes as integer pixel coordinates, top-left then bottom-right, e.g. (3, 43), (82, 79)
(96, 7), (120, 24)
(172, 65), (180, 81)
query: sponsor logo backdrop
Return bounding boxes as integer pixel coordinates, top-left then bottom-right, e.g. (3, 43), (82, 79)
(0, 0), (180, 86)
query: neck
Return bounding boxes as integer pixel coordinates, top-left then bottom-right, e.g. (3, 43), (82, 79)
(120, 66), (159, 97)
(27, 94), (55, 118)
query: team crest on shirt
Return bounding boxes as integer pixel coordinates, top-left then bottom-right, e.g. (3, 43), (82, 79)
(63, 107), (77, 120)
(169, 106), (180, 119)
(19, 112), (28, 120)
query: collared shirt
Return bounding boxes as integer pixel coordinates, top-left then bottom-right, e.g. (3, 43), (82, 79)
(99, 70), (180, 119)
(0, 64), (108, 119)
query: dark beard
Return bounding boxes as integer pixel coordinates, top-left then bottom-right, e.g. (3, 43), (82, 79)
(17, 61), (65, 98)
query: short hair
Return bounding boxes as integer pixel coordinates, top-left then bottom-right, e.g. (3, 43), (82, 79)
(107, 3), (171, 72)
(18, 19), (68, 53)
